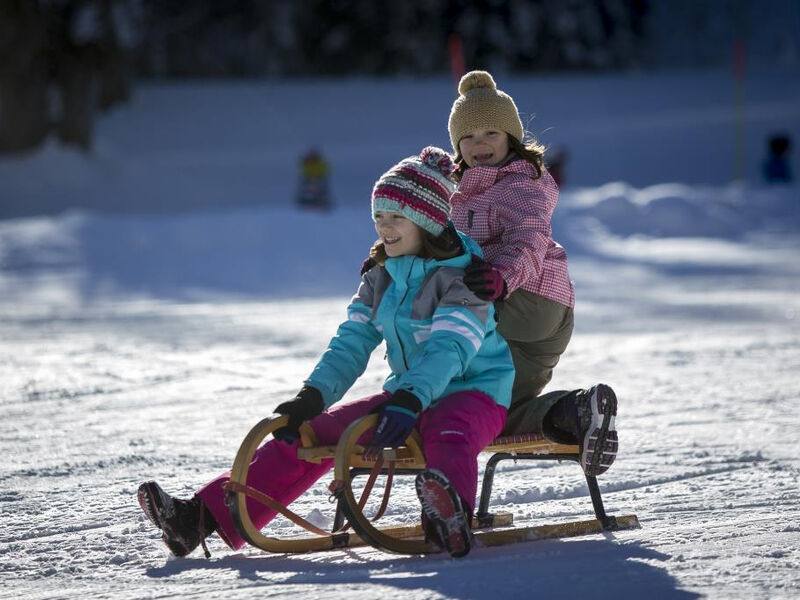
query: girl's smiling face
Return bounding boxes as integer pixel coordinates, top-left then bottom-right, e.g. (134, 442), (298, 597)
(458, 128), (511, 168)
(374, 211), (424, 257)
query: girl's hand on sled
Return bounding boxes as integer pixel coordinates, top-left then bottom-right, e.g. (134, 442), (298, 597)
(365, 390), (422, 460)
(273, 386), (324, 443)
(464, 256), (507, 301)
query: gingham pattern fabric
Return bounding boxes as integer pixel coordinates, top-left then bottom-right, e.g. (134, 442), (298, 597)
(450, 159), (575, 308)
(372, 147), (456, 236)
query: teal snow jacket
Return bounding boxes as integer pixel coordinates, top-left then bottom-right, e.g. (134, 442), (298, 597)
(305, 233), (514, 410)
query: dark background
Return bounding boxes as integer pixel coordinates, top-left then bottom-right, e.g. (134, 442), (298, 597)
(2, 0), (798, 155)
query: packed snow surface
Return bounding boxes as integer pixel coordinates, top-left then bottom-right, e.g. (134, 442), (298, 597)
(1, 67), (799, 599)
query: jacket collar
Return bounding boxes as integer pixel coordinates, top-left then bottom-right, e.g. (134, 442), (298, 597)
(456, 156), (536, 195)
(384, 232), (478, 288)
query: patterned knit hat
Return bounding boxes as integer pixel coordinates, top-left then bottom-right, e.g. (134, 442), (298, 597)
(372, 146), (456, 236)
(448, 71), (524, 152)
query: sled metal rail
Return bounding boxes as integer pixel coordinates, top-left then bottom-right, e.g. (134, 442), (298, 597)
(225, 414), (639, 555)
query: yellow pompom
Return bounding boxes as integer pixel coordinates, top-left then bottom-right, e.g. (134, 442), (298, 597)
(458, 70), (497, 95)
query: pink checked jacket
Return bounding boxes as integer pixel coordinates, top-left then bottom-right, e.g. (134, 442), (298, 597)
(449, 158), (575, 309)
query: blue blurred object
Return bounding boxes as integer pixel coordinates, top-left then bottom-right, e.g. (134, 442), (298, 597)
(763, 134), (793, 183)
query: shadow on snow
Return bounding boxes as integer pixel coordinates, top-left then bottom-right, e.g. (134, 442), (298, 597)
(145, 537), (700, 599)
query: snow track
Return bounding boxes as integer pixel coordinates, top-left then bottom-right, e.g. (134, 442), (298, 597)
(2, 246), (798, 598)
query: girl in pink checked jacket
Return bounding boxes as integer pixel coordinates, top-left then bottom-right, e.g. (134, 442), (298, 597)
(447, 71), (618, 478)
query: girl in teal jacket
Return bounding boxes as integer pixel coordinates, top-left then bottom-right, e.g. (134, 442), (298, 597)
(138, 147), (514, 559)
(305, 228), (513, 414)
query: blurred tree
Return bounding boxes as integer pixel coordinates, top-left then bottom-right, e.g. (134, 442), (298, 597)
(0, 0), (141, 155)
(131, 0), (652, 77)
(137, 1), (287, 77)
(53, 0), (104, 150)
(0, 1), (50, 153)
(97, 0), (140, 109)
(292, 0), (447, 75)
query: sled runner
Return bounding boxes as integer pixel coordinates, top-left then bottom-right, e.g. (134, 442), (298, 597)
(223, 414), (639, 555)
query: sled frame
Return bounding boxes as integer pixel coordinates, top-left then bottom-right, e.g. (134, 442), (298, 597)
(225, 414), (639, 555)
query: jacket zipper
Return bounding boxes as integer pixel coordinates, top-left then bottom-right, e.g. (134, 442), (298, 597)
(394, 257), (413, 371)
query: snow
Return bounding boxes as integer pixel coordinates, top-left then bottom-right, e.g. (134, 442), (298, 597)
(1, 66), (800, 599)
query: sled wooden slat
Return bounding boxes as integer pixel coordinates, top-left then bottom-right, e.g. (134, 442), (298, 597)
(251, 512), (640, 553)
(275, 512), (515, 549)
(296, 432), (580, 466)
(483, 433), (578, 455)
(474, 514), (641, 547)
(296, 445), (424, 467)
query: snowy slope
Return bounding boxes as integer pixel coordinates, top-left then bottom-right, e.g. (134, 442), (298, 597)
(1, 66), (799, 219)
(1, 68), (800, 599)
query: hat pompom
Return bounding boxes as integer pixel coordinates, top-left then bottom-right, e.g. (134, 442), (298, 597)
(419, 146), (455, 177)
(458, 70), (497, 96)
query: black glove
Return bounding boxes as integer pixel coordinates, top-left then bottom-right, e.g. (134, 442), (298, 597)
(463, 255), (507, 301)
(370, 390), (422, 450)
(273, 386), (324, 443)
(360, 256), (377, 276)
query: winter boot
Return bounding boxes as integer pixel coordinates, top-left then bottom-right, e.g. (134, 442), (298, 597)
(137, 481), (218, 558)
(542, 390), (582, 445)
(415, 469), (472, 558)
(544, 384), (618, 477)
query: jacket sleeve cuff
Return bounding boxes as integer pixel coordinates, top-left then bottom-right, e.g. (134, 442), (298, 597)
(390, 389), (423, 414)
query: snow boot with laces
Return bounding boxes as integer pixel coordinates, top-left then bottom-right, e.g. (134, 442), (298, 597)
(137, 481), (217, 558)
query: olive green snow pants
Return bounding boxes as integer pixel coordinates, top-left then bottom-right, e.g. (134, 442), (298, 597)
(496, 289), (574, 435)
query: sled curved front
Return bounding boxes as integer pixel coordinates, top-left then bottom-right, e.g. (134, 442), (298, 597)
(227, 415), (362, 553)
(332, 414), (435, 555)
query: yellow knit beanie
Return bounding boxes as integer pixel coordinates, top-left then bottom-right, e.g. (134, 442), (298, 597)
(448, 71), (524, 152)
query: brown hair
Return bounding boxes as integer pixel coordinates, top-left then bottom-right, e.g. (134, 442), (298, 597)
(452, 134), (546, 182)
(368, 223), (462, 267)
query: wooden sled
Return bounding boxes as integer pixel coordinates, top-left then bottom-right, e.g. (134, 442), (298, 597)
(224, 414), (640, 555)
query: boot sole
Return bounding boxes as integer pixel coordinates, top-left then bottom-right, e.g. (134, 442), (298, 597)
(581, 384), (619, 477)
(137, 482), (193, 557)
(415, 470), (471, 558)
(137, 482), (165, 529)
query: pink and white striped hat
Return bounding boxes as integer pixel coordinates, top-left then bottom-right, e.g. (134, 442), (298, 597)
(371, 146), (456, 236)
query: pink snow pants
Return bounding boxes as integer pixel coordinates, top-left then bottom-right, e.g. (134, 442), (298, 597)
(197, 390), (507, 550)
